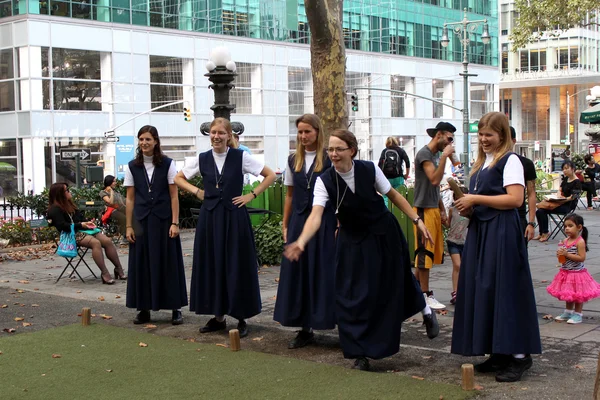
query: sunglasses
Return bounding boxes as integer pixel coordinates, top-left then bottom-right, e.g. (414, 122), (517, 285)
(447, 136), (454, 143)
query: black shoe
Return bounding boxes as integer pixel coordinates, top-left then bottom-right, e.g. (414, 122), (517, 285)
(133, 310), (151, 325)
(495, 356), (533, 382)
(423, 312), (439, 339)
(237, 319), (248, 338)
(172, 310), (183, 325)
(288, 330), (315, 349)
(475, 354), (512, 373)
(352, 357), (370, 371)
(200, 317), (226, 333)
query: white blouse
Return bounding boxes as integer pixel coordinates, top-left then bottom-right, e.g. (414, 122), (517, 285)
(284, 150), (317, 186)
(180, 149), (264, 179)
(124, 155), (177, 187)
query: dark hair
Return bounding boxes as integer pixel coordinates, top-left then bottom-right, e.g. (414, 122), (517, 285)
(564, 213), (589, 251)
(135, 125), (163, 166)
(47, 182), (76, 215)
(510, 126), (516, 140)
(584, 154), (593, 164)
(103, 175), (115, 188)
(453, 186), (468, 201)
(330, 129), (358, 159)
(561, 160), (575, 170)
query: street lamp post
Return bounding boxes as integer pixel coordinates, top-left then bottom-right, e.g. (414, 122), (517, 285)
(441, 8), (490, 184)
(200, 47), (245, 136)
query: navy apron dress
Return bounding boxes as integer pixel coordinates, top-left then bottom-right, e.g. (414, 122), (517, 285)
(126, 157), (188, 311)
(189, 148), (262, 320)
(320, 161), (425, 359)
(451, 153), (542, 356)
(273, 154), (336, 329)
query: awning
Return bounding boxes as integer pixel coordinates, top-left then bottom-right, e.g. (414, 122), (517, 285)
(580, 103), (600, 124)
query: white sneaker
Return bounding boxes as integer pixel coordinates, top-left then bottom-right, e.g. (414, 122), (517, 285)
(425, 293), (446, 310)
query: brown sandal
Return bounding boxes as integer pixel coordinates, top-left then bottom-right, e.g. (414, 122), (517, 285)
(539, 234), (549, 243)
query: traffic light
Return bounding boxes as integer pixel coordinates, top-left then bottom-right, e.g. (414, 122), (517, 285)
(183, 107), (191, 122)
(351, 94), (359, 112)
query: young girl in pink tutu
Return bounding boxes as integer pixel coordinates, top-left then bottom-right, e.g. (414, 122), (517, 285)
(547, 213), (600, 324)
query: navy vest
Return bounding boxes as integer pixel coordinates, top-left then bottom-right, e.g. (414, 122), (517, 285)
(470, 152), (515, 221)
(288, 153), (332, 215)
(200, 148), (244, 211)
(320, 160), (389, 234)
(129, 156), (173, 220)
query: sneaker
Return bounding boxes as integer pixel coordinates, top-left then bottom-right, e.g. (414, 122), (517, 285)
(422, 312), (439, 339)
(495, 355), (533, 382)
(567, 314), (583, 324)
(555, 311), (574, 321)
(425, 293), (446, 310)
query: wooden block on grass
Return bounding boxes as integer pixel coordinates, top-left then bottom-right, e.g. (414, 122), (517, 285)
(461, 363), (474, 391)
(81, 308), (91, 326)
(229, 329), (241, 351)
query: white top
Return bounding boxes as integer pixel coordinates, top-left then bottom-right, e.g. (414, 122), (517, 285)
(124, 155), (177, 186)
(481, 153), (524, 188)
(313, 161), (391, 207)
(284, 150), (317, 186)
(180, 148), (264, 179)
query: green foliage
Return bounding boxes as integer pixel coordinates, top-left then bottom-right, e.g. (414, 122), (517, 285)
(253, 214), (284, 266)
(512, 0), (598, 50)
(535, 169), (554, 201)
(0, 218), (56, 246)
(571, 152), (588, 171)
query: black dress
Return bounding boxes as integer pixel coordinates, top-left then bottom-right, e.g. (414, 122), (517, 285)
(125, 157), (188, 312)
(189, 148), (262, 320)
(320, 160), (424, 359)
(451, 153), (542, 356)
(274, 154), (336, 329)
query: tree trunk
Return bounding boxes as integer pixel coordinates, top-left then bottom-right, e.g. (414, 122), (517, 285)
(304, 0), (347, 139)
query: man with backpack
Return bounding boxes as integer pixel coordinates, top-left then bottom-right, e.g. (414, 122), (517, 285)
(378, 137), (410, 207)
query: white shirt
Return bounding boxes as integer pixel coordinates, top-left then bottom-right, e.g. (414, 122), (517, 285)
(313, 161), (391, 207)
(481, 153), (524, 187)
(123, 155), (177, 186)
(284, 150), (317, 186)
(180, 149), (264, 180)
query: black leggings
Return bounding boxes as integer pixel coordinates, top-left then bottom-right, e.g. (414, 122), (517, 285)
(581, 182), (597, 207)
(536, 203), (572, 234)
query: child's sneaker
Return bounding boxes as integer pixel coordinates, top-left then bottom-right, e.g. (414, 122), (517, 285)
(555, 311), (573, 321)
(567, 314), (583, 324)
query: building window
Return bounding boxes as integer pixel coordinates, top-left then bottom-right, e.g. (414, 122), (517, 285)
(0, 49), (15, 112)
(51, 48), (102, 111)
(391, 76), (412, 118)
(471, 83), (493, 120)
(150, 55), (188, 112)
(288, 67), (311, 116)
(230, 62), (260, 114)
(432, 80), (446, 119)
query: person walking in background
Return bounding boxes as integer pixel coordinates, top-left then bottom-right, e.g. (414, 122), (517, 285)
(175, 118), (276, 338)
(27, 179), (33, 196)
(510, 127), (537, 243)
(378, 137), (410, 208)
(442, 186), (469, 306)
(452, 112), (541, 383)
(100, 175), (128, 244)
(547, 214), (600, 324)
(274, 114), (336, 349)
(413, 121), (457, 310)
(125, 125), (188, 325)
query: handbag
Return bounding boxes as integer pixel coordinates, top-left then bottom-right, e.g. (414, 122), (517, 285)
(57, 214), (77, 258)
(537, 199), (567, 211)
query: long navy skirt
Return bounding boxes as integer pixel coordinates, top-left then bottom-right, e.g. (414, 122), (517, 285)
(126, 215), (188, 311)
(273, 209), (336, 330)
(189, 204), (262, 320)
(451, 210), (542, 356)
(336, 214), (424, 360)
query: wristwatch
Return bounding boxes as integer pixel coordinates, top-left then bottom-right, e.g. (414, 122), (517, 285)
(171, 222), (179, 226)
(412, 217), (421, 225)
(527, 222), (536, 228)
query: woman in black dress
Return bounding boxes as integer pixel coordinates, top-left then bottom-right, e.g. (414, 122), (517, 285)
(47, 183), (126, 284)
(175, 118), (276, 338)
(285, 129), (437, 371)
(274, 114), (336, 349)
(125, 125), (188, 325)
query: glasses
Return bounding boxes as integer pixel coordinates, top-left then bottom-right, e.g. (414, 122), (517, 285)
(327, 147), (350, 154)
(447, 136), (454, 142)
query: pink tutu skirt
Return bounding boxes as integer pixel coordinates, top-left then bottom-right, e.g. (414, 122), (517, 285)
(547, 269), (600, 303)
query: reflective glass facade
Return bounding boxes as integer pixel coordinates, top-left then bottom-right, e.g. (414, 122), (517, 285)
(0, 0), (498, 66)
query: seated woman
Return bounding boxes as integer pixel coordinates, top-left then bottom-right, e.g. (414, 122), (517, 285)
(47, 182), (127, 283)
(99, 175), (127, 243)
(535, 160), (582, 242)
(576, 154), (600, 210)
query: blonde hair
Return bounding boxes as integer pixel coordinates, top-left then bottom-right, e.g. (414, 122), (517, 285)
(471, 112), (513, 175)
(385, 137), (399, 148)
(294, 114), (326, 173)
(210, 118), (238, 149)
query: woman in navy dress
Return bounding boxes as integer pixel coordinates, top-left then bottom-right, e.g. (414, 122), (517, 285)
(274, 114), (336, 349)
(285, 129), (438, 371)
(125, 125), (188, 325)
(175, 118), (276, 338)
(452, 112), (542, 383)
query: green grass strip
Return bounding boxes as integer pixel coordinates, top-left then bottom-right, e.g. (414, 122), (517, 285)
(0, 324), (473, 399)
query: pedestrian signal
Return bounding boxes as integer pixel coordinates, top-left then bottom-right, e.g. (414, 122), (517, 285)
(183, 107), (191, 122)
(351, 94), (358, 112)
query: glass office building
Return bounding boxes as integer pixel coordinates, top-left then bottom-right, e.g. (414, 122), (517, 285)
(0, 0), (498, 193)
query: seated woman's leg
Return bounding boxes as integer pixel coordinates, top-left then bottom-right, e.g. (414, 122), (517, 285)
(536, 208), (550, 235)
(77, 235), (114, 283)
(95, 232), (126, 279)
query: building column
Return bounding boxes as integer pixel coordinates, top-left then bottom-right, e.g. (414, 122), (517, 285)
(511, 89), (522, 140)
(443, 80), (454, 119)
(251, 65), (262, 114)
(405, 78), (415, 118)
(548, 86), (561, 157)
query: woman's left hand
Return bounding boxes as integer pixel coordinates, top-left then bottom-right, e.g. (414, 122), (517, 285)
(417, 219), (434, 247)
(455, 194), (476, 213)
(169, 224), (179, 238)
(232, 193), (255, 208)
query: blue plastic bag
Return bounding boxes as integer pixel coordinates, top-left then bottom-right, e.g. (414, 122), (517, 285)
(57, 223), (77, 258)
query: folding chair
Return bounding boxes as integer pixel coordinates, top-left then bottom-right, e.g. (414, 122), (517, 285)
(55, 244), (97, 283)
(548, 191), (581, 239)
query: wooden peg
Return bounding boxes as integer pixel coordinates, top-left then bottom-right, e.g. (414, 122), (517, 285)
(461, 363), (474, 391)
(81, 308), (91, 326)
(229, 329), (241, 352)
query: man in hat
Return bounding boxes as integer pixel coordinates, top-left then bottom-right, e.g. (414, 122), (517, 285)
(413, 122), (457, 310)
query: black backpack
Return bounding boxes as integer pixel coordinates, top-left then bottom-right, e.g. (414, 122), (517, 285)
(381, 149), (402, 178)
